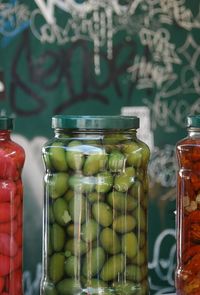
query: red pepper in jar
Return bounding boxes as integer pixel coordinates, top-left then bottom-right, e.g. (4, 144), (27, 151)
(0, 255), (10, 276)
(0, 180), (16, 202)
(0, 276), (4, 293)
(9, 270), (22, 295)
(183, 245), (200, 264)
(0, 149), (19, 180)
(0, 203), (18, 223)
(0, 233), (18, 257)
(0, 220), (18, 235)
(0, 117), (25, 295)
(176, 115), (200, 295)
(14, 227), (22, 248)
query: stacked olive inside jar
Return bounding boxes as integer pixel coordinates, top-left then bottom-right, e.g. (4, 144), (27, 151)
(41, 116), (150, 295)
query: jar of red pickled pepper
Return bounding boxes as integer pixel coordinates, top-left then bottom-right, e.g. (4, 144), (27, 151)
(176, 114), (200, 295)
(0, 116), (25, 295)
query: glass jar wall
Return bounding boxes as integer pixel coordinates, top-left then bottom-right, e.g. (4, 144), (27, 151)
(40, 115), (150, 295)
(176, 115), (200, 295)
(0, 116), (25, 294)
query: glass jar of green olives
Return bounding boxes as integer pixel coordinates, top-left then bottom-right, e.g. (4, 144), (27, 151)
(40, 115), (150, 295)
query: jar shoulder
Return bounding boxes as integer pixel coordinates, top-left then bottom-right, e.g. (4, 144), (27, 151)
(177, 136), (200, 148)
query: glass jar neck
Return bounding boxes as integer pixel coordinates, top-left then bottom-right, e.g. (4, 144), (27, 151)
(188, 127), (200, 137)
(54, 128), (137, 139)
(0, 130), (11, 141)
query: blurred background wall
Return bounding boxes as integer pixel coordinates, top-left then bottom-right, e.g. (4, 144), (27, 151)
(0, 1), (200, 294)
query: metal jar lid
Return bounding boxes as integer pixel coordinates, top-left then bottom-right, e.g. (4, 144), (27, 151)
(52, 115), (140, 130)
(0, 116), (14, 130)
(187, 114), (200, 128)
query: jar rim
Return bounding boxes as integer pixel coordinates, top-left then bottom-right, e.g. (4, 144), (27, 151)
(52, 115), (140, 130)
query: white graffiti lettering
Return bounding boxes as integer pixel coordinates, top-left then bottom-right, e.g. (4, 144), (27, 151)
(139, 28), (181, 71)
(29, 0), (200, 77)
(149, 229), (176, 292)
(178, 34), (200, 69)
(127, 55), (172, 89)
(31, 1), (124, 73)
(149, 145), (176, 188)
(180, 65), (200, 96)
(0, 2), (30, 36)
(145, 0), (200, 30)
(143, 81), (200, 132)
(34, 0), (138, 22)
(24, 263), (42, 295)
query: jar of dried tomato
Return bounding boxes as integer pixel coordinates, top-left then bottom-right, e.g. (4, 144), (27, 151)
(176, 114), (200, 295)
(0, 116), (25, 294)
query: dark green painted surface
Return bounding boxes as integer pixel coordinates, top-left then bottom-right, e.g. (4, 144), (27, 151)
(0, 1), (200, 294)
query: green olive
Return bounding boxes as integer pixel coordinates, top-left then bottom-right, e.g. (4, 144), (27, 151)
(122, 232), (137, 259)
(100, 254), (125, 282)
(51, 223), (65, 252)
(56, 279), (82, 295)
(92, 202), (113, 227)
(68, 175), (83, 191)
(66, 140), (84, 171)
(125, 167), (136, 177)
(125, 264), (147, 283)
(49, 253), (65, 283)
(81, 176), (96, 193)
(64, 256), (79, 277)
(53, 198), (71, 226)
(82, 246), (105, 278)
(107, 191), (137, 212)
(48, 173), (69, 199)
(83, 153), (108, 176)
(108, 150), (125, 172)
(130, 180), (144, 200)
(66, 223), (75, 237)
(68, 195), (87, 224)
(68, 175), (95, 193)
(63, 190), (74, 203)
(114, 167), (135, 193)
(100, 227), (121, 254)
(132, 247), (147, 266)
(123, 142), (142, 167)
(65, 239), (87, 256)
(113, 215), (136, 233)
(95, 172), (113, 193)
(134, 206), (146, 231)
(87, 192), (105, 203)
(49, 141), (68, 172)
(82, 219), (99, 243)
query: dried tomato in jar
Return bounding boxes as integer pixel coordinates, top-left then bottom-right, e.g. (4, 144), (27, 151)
(0, 116), (25, 295)
(176, 114), (200, 295)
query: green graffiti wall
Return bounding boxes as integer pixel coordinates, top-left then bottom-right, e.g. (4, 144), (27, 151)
(0, 1), (200, 294)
